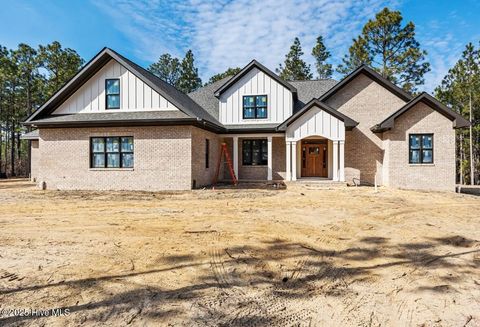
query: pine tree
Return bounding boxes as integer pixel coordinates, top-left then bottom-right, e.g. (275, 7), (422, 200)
(177, 50), (202, 93)
(38, 41), (84, 97)
(277, 37), (312, 81)
(148, 54), (181, 87)
(311, 36), (332, 79)
(435, 42), (480, 185)
(206, 67), (241, 85)
(337, 7), (430, 93)
(336, 36), (371, 75)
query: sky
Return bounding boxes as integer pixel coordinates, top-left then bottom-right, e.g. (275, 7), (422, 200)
(0, 0), (479, 92)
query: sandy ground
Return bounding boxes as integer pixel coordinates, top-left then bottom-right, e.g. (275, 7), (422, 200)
(0, 179), (479, 326)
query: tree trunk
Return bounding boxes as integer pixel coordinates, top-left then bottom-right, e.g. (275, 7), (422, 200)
(469, 91), (474, 185)
(16, 132), (21, 175)
(10, 127), (15, 177)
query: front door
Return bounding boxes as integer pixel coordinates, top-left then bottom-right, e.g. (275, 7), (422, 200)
(301, 142), (328, 177)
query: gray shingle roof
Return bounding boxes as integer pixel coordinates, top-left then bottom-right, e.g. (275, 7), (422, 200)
(30, 111), (192, 125)
(107, 49), (221, 125)
(24, 48), (222, 128)
(290, 79), (338, 112)
(188, 78), (338, 122)
(188, 77), (231, 121)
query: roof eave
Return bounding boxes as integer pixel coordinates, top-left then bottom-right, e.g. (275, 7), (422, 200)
(319, 64), (413, 103)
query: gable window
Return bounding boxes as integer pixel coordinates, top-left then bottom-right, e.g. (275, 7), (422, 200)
(106, 79), (120, 109)
(205, 139), (210, 169)
(409, 134), (433, 164)
(243, 95), (267, 119)
(91, 137), (134, 168)
(242, 139), (267, 165)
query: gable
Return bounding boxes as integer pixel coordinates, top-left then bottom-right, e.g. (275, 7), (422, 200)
(53, 59), (178, 114)
(286, 104), (346, 141)
(324, 73), (407, 125)
(372, 93), (470, 132)
(219, 67), (293, 124)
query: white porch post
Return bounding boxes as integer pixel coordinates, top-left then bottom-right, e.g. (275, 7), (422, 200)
(339, 140), (345, 182)
(233, 136), (239, 178)
(291, 141), (297, 181)
(286, 141), (291, 181)
(332, 140), (339, 181)
(267, 136), (273, 180)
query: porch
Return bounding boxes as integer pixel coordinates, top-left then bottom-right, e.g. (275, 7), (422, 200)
(218, 101), (351, 183)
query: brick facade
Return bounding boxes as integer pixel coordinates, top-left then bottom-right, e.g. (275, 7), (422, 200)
(30, 140), (39, 182)
(325, 74), (407, 185)
(191, 127), (221, 188)
(37, 126), (193, 191)
(30, 73), (458, 192)
(383, 102), (456, 191)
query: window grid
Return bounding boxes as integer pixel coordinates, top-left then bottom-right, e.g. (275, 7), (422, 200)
(91, 136), (134, 168)
(243, 95), (268, 119)
(105, 79), (120, 109)
(409, 134), (433, 164)
(242, 139), (268, 166)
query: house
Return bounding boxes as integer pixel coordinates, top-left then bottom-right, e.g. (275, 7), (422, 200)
(22, 48), (469, 192)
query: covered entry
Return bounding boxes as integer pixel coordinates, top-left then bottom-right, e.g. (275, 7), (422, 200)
(278, 99), (358, 181)
(301, 139), (328, 177)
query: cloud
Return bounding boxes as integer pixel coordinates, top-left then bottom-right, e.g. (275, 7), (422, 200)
(93, 0), (399, 80)
(416, 24), (465, 93)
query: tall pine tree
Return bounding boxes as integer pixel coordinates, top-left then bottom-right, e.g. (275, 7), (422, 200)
(177, 50), (202, 93)
(337, 7), (430, 93)
(435, 42), (480, 185)
(311, 36), (332, 79)
(148, 53), (181, 87)
(38, 41), (84, 97)
(277, 37), (312, 81)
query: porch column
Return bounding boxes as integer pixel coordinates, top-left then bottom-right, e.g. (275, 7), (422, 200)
(233, 136), (239, 179)
(332, 140), (339, 181)
(286, 141), (291, 181)
(267, 136), (273, 180)
(339, 140), (345, 182)
(291, 141), (297, 181)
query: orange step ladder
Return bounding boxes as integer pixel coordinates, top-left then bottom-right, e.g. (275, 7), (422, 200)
(213, 142), (238, 187)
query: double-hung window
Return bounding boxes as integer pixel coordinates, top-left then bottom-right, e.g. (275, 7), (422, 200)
(91, 137), (134, 168)
(243, 95), (267, 119)
(409, 134), (433, 164)
(106, 79), (120, 109)
(242, 139), (268, 165)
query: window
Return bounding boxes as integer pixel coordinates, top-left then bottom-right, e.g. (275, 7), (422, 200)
(409, 134), (433, 164)
(205, 139), (210, 169)
(106, 79), (120, 109)
(242, 139), (268, 165)
(243, 95), (267, 119)
(91, 137), (134, 168)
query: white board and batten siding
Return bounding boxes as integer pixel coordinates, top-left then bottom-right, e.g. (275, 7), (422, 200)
(53, 59), (178, 115)
(286, 105), (345, 141)
(219, 67), (293, 125)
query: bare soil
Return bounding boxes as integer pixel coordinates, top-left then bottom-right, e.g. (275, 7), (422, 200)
(0, 179), (479, 326)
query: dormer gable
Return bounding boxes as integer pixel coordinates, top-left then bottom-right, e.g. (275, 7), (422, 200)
(214, 60), (297, 125)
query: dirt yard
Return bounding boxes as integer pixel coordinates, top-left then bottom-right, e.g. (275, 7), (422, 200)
(0, 179), (479, 326)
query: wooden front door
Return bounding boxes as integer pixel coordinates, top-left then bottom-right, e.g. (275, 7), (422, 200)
(301, 142), (328, 177)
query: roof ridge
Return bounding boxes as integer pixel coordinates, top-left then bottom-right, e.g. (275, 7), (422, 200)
(290, 79), (337, 82)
